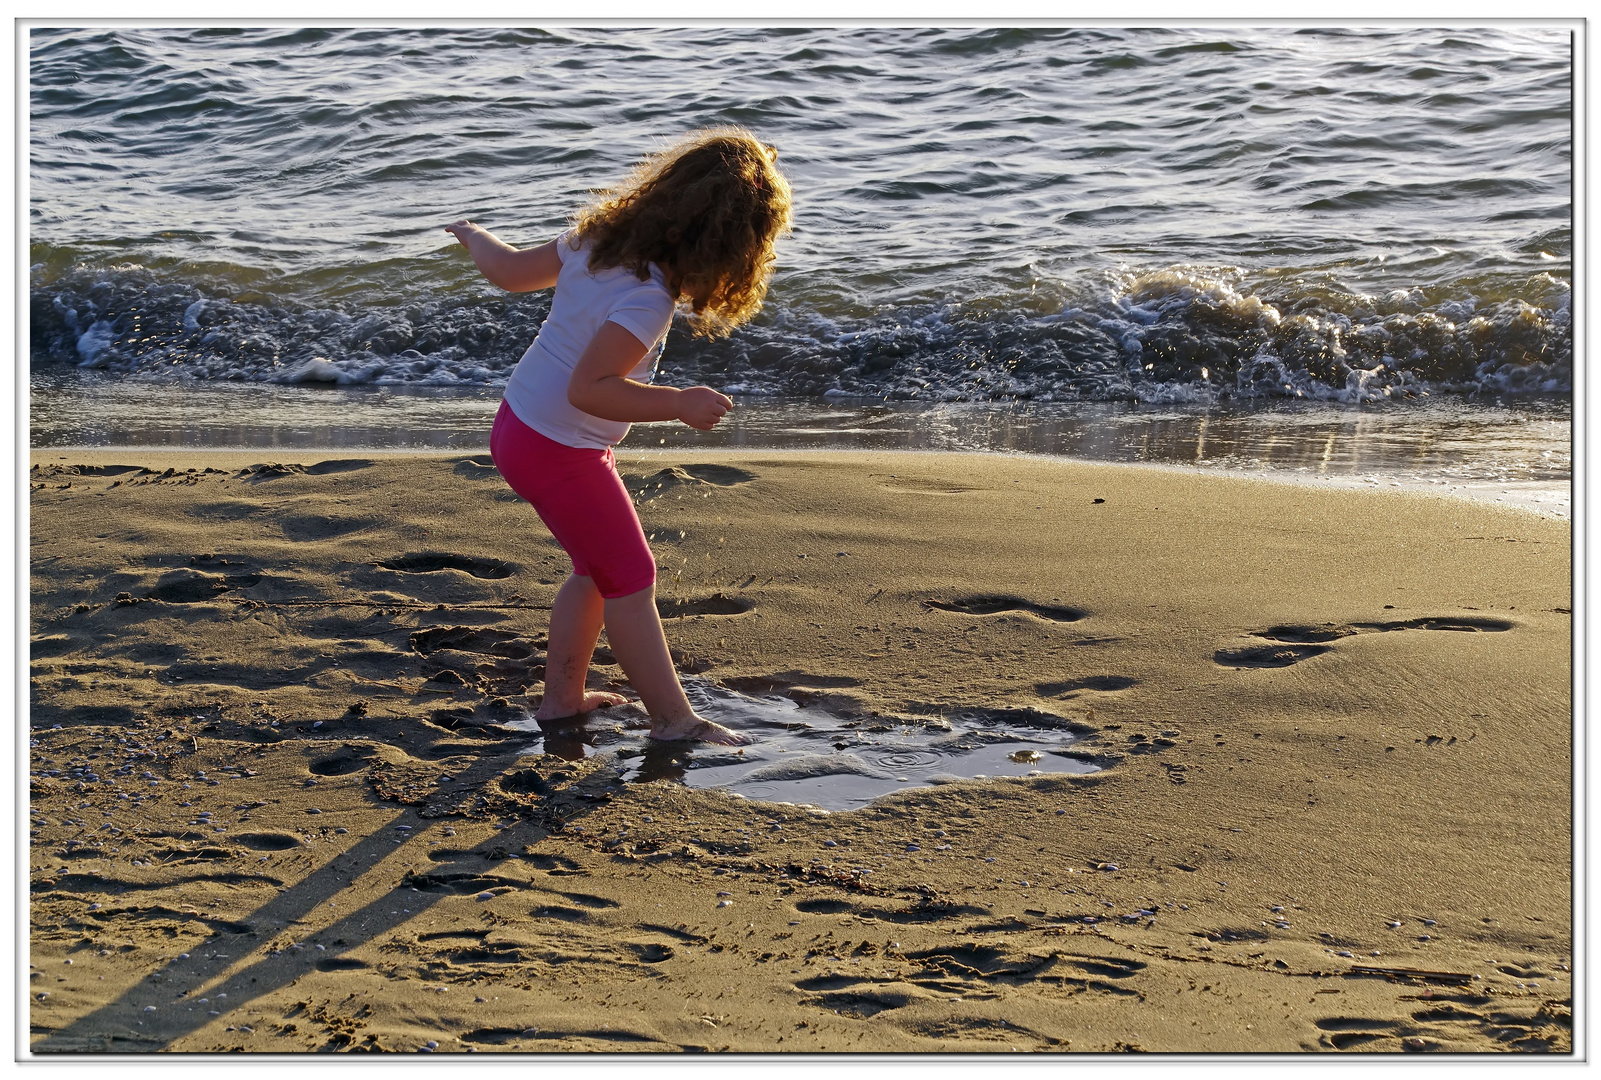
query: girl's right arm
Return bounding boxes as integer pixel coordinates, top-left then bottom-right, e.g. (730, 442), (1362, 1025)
(444, 220), (562, 292)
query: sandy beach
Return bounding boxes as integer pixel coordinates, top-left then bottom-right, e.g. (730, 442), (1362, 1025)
(27, 448), (1572, 1054)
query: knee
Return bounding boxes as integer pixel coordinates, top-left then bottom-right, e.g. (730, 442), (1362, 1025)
(604, 582), (656, 607)
(558, 573), (600, 597)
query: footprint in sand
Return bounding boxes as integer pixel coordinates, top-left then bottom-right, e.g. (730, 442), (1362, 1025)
(32, 704), (137, 729)
(495, 770), (554, 797)
(31, 634), (74, 658)
(461, 1028), (528, 1046)
(407, 870), (526, 895)
(795, 898), (853, 915)
(416, 742), (501, 761)
(546, 889), (620, 909)
(631, 464), (756, 501)
(305, 459), (374, 475)
(377, 552), (514, 579)
(926, 595), (1088, 623)
(805, 989), (916, 1019)
(240, 459), (374, 480)
(1060, 955), (1146, 979)
(307, 746), (379, 776)
(447, 944), (526, 964)
(59, 871), (279, 892)
(1214, 643), (1334, 668)
(532, 904), (590, 922)
(904, 1016), (1059, 1044)
(1314, 1017), (1402, 1051)
(1036, 674), (1139, 696)
(793, 896), (989, 923)
(148, 845), (235, 863)
(1216, 614), (1515, 668)
(409, 625), (535, 658)
(277, 514), (373, 542)
(235, 833), (303, 851)
(144, 567), (261, 603)
(636, 923), (708, 945)
(877, 475), (987, 495)
(656, 592), (754, 618)
(624, 941), (674, 963)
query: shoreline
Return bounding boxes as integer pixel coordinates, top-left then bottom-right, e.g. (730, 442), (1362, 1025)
(29, 448), (1573, 1053)
(31, 444), (1573, 521)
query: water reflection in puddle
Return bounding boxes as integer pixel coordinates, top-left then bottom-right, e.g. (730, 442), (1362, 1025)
(511, 679), (1097, 811)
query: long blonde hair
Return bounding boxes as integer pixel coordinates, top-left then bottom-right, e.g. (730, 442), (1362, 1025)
(570, 128), (792, 339)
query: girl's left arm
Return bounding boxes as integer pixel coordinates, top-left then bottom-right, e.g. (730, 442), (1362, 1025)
(444, 220), (561, 292)
(568, 322), (733, 430)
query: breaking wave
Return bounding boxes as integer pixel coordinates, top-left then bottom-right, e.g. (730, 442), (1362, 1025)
(31, 251), (1571, 404)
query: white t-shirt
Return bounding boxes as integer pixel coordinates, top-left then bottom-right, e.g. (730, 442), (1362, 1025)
(502, 232), (676, 449)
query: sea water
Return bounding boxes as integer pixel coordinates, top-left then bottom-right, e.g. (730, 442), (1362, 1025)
(30, 26), (1571, 507)
(513, 679), (1099, 812)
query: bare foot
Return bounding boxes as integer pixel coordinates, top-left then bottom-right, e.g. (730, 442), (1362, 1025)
(649, 714), (751, 745)
(535, 690), (628, 722)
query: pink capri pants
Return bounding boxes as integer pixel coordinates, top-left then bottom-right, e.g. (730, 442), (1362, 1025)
(489, 400), (657, 599)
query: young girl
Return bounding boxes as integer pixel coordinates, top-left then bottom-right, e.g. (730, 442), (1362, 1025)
(445, 128), (791, 745)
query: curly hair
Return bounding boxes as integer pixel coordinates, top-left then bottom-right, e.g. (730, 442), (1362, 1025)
(569, 128), (793, 339)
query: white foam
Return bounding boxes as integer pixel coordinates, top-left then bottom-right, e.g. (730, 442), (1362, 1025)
(75, 321), (115, 365)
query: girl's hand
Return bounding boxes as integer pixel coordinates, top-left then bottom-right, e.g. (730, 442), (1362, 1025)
(444, 219), (488, 248)
(676, 387), (734, 430)
(444, 222), (561, 292)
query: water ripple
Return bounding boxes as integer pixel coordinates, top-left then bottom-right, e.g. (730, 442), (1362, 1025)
(29, 26), (1571, 403)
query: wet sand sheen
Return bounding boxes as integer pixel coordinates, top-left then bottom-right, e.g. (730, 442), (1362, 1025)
(518, 679), (1100, 811)
(28, 449), (1571, 1053)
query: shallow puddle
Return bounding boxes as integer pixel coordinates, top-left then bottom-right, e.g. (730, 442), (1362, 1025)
(512, 679), (1097, 811)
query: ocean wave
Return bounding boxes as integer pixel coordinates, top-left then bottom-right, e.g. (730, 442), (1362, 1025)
(29, 254), (1570, 403)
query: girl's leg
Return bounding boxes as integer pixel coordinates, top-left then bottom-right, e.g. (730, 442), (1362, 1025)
(535, 572), (627, 721)
(603, 584), (749, 745)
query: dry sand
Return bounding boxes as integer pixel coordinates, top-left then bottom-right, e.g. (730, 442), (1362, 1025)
(27, 448), (1572, 1054)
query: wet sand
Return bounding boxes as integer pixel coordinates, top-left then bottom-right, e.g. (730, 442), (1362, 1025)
(27, 448), (1572, 1054)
